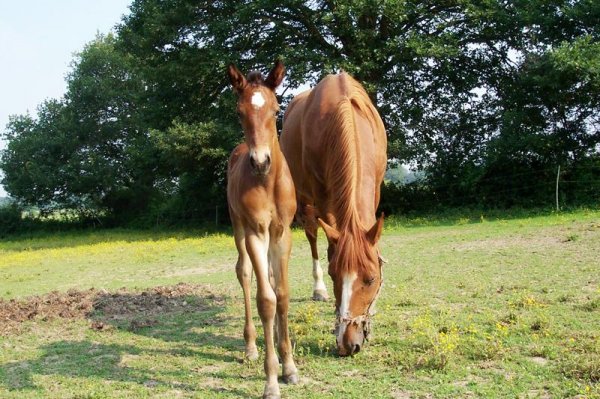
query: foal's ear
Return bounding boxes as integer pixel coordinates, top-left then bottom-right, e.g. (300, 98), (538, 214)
(318, 218), (340, 246)
(265, 60), (285, 90)
(227, 64), (247, 93)
(366, 213), (385, 245)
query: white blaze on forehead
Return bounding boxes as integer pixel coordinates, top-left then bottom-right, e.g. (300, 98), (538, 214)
(251, 91), (266, 109)
(336, 272), (357, 344)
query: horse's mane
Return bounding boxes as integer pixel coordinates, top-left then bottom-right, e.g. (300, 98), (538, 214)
(322, 73), (383, 230)
(321, 73), (384, 274)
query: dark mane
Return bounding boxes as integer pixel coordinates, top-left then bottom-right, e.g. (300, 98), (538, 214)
(247, 71), (264, 85)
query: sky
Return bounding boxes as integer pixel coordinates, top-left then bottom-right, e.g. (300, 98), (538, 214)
(0, 0), (133, 197)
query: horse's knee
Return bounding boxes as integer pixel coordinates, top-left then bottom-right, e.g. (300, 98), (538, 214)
(275, 289), (289, 310)
(257, 289), (277, 317)
(236, 260), (251, 280)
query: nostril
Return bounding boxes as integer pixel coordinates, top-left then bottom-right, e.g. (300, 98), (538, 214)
(249, 156), (257, 169)
(353, 344), (361, 354)
(265, 154), (271, 165)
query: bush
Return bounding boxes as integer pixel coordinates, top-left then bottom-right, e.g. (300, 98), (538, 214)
(0, 202), (23, 236)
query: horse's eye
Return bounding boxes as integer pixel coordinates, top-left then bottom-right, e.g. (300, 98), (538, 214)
(365, 277), (376, 286)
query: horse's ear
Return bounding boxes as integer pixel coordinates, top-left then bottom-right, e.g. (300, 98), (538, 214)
(265, 60), (285, 90)
(367, 213), (384, 245)
(227, 64), (247, 93)
(318, 218), (340, 245)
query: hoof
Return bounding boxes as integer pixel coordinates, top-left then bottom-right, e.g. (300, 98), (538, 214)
(262, 386), (281, 399)
(312, 290), (329, 301)
(245, 348), (259, 362)
(283, 372), (299, 385)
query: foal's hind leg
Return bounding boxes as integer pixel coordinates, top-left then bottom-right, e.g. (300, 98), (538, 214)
(233, 224), (259, 361)
(301, 205), (328, 301)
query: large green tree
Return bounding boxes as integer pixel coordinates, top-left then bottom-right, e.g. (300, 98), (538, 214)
(2, 0), (599, 219)
(2, 34), (156, 217)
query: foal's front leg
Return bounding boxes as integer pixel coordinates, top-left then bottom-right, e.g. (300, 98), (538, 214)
(233, 226), (258, 361)
(246, 231), (280, 399)
(270, 227), (299, 384)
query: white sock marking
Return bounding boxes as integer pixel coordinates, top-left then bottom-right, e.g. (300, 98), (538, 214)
(312, 259), (327, 292)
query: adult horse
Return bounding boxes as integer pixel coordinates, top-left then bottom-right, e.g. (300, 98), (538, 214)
(227, 61), (298, 398)
(280, 72), (387, 356)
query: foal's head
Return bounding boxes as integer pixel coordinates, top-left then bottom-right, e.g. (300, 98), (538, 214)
(319, 215), (385, 356)
(227, 61), (285, 176)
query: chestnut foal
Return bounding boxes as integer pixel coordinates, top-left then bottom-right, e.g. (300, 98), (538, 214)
(227, 61), (299, 399)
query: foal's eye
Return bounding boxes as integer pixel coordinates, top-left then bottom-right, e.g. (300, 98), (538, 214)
(364, 277), (376, 286)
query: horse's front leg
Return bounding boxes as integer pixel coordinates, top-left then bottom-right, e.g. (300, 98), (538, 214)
(270, 227), (299, 384)
(300, 204), (328, 301)
(246, 231), (280, 399)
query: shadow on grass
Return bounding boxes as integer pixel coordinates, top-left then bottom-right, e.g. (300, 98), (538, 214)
(0, 287), (261, 397)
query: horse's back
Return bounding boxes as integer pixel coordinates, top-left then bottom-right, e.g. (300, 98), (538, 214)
(281, 89), (311, 202)
(281, 73), (387, 208)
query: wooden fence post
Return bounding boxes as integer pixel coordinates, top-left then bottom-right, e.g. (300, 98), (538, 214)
(555, 165), (561, 211)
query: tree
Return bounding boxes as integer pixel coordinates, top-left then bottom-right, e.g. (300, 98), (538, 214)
(2, 0), (599, 219)
(1, 34), (156, 218)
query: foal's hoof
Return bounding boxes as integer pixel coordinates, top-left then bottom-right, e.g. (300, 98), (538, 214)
(262, 386), (281, 399)
(283, 372), (299, 385)
(244, 348), (259, 362)
(312, 290), (329, 302)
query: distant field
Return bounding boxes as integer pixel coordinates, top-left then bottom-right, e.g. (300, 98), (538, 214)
(1, 209), (599, 398)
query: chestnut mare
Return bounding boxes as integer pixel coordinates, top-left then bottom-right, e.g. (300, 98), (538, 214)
(281, 72), (387, 356)
(227, 61), (298, 398)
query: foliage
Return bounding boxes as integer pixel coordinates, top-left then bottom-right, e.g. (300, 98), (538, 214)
(1, 34), (156, 219)
(1, 0), (599, 222)
(0, 202), (22, 237)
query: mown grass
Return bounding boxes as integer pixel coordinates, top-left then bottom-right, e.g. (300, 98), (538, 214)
(1, 208), (599, 398)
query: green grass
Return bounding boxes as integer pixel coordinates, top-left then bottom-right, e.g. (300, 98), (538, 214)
(1, 208), (599, 398)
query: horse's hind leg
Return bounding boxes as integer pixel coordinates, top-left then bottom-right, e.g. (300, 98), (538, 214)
(233, 223), (258, 361)
(270, 227), (299, 385)
(301, 205), (328, 301)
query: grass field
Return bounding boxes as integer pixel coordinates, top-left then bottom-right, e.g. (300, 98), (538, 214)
(1, 209), (599, 398)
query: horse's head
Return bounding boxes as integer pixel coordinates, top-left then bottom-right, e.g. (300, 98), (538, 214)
(227, 61), (285, 177)
(319, 214), (385, 356)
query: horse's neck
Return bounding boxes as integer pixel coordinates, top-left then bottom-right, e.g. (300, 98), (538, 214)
(329, 127), (377, 231)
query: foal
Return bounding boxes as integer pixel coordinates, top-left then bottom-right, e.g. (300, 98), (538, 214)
(227, 61), (298, 399)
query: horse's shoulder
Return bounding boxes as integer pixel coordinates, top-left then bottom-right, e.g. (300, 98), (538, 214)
(229, 142), (248, 162)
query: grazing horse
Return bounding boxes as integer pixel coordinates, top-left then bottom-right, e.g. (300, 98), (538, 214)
(280, 72), (387, 356)
(227, 61), (299, 398)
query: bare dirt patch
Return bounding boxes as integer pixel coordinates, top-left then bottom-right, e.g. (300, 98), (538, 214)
(0, 283), (223, 336)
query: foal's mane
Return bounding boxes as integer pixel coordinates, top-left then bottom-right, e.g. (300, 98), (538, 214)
(247, 71), (264, 85)
(321, 73), (384, 274)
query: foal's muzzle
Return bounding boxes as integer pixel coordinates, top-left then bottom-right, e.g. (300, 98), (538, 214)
(249, 152), (271, 176)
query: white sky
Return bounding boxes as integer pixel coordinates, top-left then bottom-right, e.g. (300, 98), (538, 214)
(0, 0), (132, 197)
